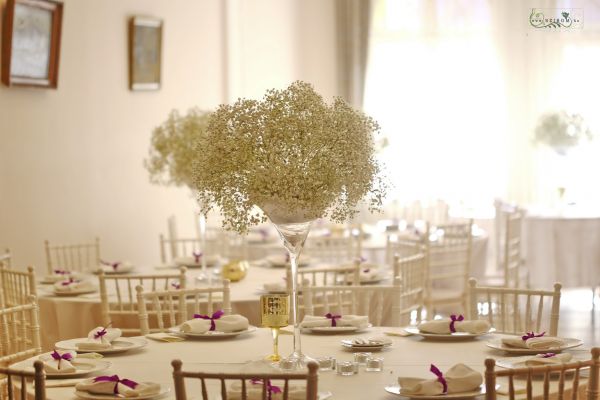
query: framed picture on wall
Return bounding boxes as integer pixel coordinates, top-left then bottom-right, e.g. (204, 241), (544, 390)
(129, 16), (162, 91)
(1, 0), (63, 88)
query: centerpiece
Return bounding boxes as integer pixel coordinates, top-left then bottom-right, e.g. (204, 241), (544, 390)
(534, 110), (592, 156)
(193, 81), (386, 369)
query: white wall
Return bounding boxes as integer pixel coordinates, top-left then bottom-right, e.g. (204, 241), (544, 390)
(0, 0), (338, 272)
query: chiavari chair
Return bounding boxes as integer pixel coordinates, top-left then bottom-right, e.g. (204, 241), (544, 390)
(44, 238), (100, 274)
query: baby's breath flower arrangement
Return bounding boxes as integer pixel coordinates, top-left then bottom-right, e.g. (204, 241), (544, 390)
(534, 110), (592, 155)
(145, 108), (211, 188)
(193, 81), (387, 234)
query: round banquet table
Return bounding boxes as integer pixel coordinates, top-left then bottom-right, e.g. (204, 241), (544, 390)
(37, 328), (588, 400)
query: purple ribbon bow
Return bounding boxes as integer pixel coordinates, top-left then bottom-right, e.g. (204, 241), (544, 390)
(194, 310), (224, 331)
(171, 282), (181, 289)
(192, 251), (203, 263)
(541, 353), (556, 358)
(93, 375), (138, 394)
(251, 378), (282, 400)
(325, 313), (342, 327)
(101, 260), (121, 271)
(53, 269), (70, 275)
(51, 350), (73, 369)
(61, 278), (78, 286)
(449, 314), (464, 333)
(430, 364), (448, 394)
(522, 331), (546, 341)
(94, 323), (112, 340)
(363, 268), (370, 273)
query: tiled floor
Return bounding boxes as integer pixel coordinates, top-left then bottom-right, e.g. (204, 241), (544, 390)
(559, 288), (600, 346)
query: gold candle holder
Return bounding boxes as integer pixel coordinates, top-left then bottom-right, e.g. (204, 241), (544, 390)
(260, 294), (290, 362)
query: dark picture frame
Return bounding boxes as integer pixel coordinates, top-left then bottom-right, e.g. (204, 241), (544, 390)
(129, 16), (162, 91)
(1, 0), (63, 88)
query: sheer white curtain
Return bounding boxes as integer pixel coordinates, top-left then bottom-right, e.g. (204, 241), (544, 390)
(365, 0), (600, 212)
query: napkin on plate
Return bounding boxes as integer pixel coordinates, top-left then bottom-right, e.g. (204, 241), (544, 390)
(263, 281), (288, 293)
(39, 350), (77, 373)
(399, 364), (482, 396)
(100, 260), (135, 273)
(180, 313), (249, 334)
(44, 270), (82, 283)
(76, 375), (161, 397)
(300, 314), (369, 329)
(502, 333), (566, 350)
(417, 316), (491, 334)
(174, 254), (218, 267)
(228, 380), (306, 400)
(351, 336), (392, 346)
(524, 353), (572, 366)
(53, 278), (95, 293)
(76, 326), (123, 350)
(359, 265), (380, 281)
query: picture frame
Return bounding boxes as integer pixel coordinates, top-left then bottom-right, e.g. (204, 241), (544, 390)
(1, 0), (63, 88)
(129, 16), (162, 91)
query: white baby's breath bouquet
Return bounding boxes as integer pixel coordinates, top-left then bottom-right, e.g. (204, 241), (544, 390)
(193, 81), (386, 233)
(534, 110), (592, 155)
(145, 108), (212, 188)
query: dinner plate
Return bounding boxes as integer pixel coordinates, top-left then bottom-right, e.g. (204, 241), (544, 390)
(168, 325), (257, 339)
(9, 356), (111, 378)
(495, 354), (585, 369)
(52, 288), (97, 297)
(486, 337), (583, 354)
(384, 384), (486, 399)
(303, 323), (372, 334)
(404, 327), (495, 340)
(97, 267), (136, 275)
(40, 274), (83, 284)
(55, 337), (148, 354)
(75, 386), (170, 400)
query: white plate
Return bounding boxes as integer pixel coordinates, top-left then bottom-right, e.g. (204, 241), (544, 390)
(404, 327), (495, 340)
(168, 325), (257, 339)
(304, 324), (372, 334)
(495, 354), (585, 369)
(340, 339), (392, 351)
(52, 288), (97, 297)
(55, 338), (148, 354)
(486, 337), (583, 354)
(385, 384), (486, 399)
(75, 386), (170, 400)
(9, 356), (111, 378)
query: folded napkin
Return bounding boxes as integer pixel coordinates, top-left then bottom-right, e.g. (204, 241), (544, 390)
(76, 325), (122, 351)
(100, 260), (134, 273)
(44, 270), (82, 283)
(174, 253), (218, 267)
(502, 332), (566, 350)
(417, 315), (491, 334)
(300, 314), (369, 329)
(524, 353), (573, 366)
(53, 278), (95, 293)
(228, 379), (306, 400)
(359, 265), (380, 281)
(263, 281), (288, 292)
(39, 350), (77, 373)
(352, 336), (392, 346)
(180, 312), (249, 334)
(399, 364), (482, 396)
(76, 375), (161, 397)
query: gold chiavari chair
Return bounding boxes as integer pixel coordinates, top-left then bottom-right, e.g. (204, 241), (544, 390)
(0, 296), (41, 365)
(44, 238), (100, 274)
(304, 233), (362, 265)
(0, 360), (46, 400)
(0, 265), (37, 307)
(294, 259), (361, 288)
(393, 253), (426, 326)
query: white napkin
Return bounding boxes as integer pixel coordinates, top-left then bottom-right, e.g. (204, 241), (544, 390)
(300, 314), (369, 329)
(352, 336), (392, 346)
(525, 353), (573, 366)
(502, 335), (566, 350)
(418, 318), (491, 334)
(100, 261), (134, 273)
(45, 270), (82, 283)
(76, 326), (122, 350)
(359, 265), (380, 281)
(180, 314), (249, 334)
(76, 377), (161, 397)
(399, 364), (483, 395)
(174, 255), (218, 267)
(53, 279), (95, 293)
(263, 282), (288, 292)
(228, 381), (305, 400)
(38, 350), (77, 373)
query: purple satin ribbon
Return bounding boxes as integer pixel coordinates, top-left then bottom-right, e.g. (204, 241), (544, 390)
(522, 331), (546, 341)
(53, 270), (70, 275)
(325, 313), (342, 327)
(51, 350), (72, 369)
(192, 251), (203, 263)
(61, 278), (77, 286)
(363, 268), (370, 273)
(449, 314), (464, 333)
(194, 310), (224, 331)
(94, 323), (112, 340)
(541, 353), (556, 358)
(93, 375), (138, 394)
(251, 378), (282, 400)
(101, 260), (121, 271)
(430, 364), (448, 394)
(171, 282), (181, 289)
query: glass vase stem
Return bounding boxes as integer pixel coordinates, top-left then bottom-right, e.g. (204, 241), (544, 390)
(288, 252), (302, 359)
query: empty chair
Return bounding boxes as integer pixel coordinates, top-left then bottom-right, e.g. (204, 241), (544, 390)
(0, 296), (41, 365)
(0, 360), (46, 400)
(484, 347), (599, 400)
(393, 253), (426, 326)
(98, 267), (187, 335)
(302, 278), (402, 327)
(44, 238), (100, 274)
(294, 259), (361, 288)
(136, 280), (231, 335)
(385, 234), (422, 267)
(304, 234), (361, 265)
(171, 359), (319, 400)
(0, 265), (37, 307)
(468, 278), (562, 336)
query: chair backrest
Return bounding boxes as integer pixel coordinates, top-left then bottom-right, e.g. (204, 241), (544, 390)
(393, 253), (426, 326)
(304, 234), (361, 264)
(386, 234), (423, 267)
(484, 347), (600, 400)
(0, 360), (46, 400)
(136, 280), (231, 335)
(502, 208), (525, 287)
(0, 296), (41, 365)
(295, 259), (360, 288)
(0, 249), (11, 269)
(98, 267), (187, 335)
(44, 238), (100, 274)
(302, 278), (402, 327)
(171, 359), (319, 400)
(0, 265), (37, 307)
(468, 278), (561, 336)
